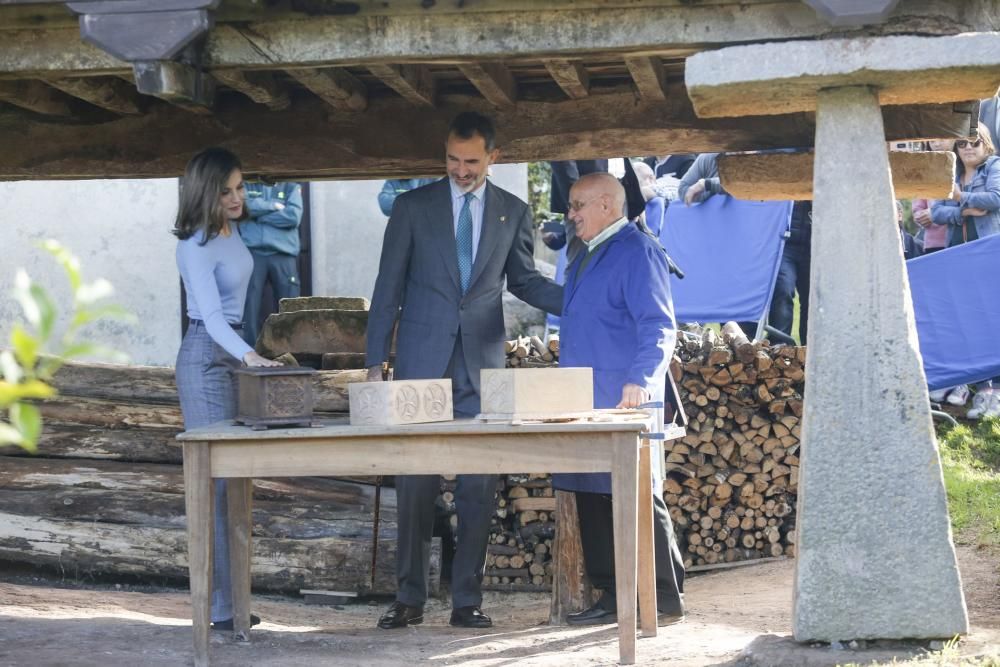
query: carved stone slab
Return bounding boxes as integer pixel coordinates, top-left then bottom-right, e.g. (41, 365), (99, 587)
(348, 379), (453, 426)
(480, 368), (593, 418)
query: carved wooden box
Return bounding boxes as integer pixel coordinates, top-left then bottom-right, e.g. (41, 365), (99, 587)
(235, 367), (317, 430)
(479, 367), (593, 419)
(349, 379), (454, 426)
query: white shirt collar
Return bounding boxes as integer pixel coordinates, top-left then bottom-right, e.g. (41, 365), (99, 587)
(586, 216), (630, 251)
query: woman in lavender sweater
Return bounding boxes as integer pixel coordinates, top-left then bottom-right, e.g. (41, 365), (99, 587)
(173, 147), (280, 630)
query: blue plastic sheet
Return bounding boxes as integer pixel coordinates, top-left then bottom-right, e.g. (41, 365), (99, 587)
(908, 234), (1000, 390)
(659, 195), (791, 324)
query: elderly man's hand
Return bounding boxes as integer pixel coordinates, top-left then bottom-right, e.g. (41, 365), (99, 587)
(617, 383), (649, 409)
(684, 179), (706, 206)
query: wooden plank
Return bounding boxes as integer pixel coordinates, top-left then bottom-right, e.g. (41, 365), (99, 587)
(544, 59), (590, 99)
(0, 79), (72, 115)
(287, 67), (367, 112)
(718, 150), (957, 200)
(367, 63), (435, 107)
(0, 89), (974, 180)
(457, 62), (517, 108)
(211, 69), (290, 110)
(45, 76), (142, 114)
(625, 56), (668, 102)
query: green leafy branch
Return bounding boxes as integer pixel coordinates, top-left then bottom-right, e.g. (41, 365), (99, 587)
(1, 240), (136, 452)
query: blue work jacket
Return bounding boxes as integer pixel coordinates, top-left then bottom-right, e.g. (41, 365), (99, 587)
(239, 182), (303, 256)
(553, 223), (677, 495)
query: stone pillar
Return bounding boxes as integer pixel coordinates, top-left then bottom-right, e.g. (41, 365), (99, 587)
(793, 85), (968, 641)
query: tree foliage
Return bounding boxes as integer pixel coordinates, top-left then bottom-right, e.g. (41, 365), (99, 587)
(1, 241), (135, 452)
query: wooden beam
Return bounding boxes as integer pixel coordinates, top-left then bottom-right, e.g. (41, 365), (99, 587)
(211, 69), (290, 110)
(287, 67), (367, 112)
(45, 76), (143, 115)
(625, 56), (668, 101)
(457, 63), (517, 108)
(717, 150), (956, 200)
(0, 90), (976, 180)
(544, 59), (590, 100)
(9, 2), (997, 76)
(367, 63), (435, 107)
(0, 79), (72, 115)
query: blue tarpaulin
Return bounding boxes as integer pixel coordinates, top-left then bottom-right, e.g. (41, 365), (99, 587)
(659, 195), (791, 324)
(908, 234), (1000, 390)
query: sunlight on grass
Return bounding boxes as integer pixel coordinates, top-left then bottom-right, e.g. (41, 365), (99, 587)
(937, 417), (1000, 547)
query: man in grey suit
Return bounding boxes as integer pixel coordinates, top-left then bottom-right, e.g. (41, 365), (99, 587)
(366, 112), (563, 630)
(980, 94), (999, 151)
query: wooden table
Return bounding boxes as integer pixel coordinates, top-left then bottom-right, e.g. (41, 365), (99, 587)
(177, 415), (662, 666)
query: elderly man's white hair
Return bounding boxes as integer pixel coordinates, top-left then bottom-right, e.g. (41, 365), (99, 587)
(574, 172), (627, 217)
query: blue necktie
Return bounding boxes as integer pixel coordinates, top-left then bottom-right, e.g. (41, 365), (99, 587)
(456, 192), (474, 293)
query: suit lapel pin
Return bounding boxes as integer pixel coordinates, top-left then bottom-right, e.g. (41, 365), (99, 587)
(499, 215), (507, 224)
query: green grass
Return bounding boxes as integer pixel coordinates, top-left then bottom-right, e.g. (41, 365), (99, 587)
(936, 417), (1000, 547)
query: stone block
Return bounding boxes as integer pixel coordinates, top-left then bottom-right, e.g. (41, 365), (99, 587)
(256, 309), (368, 358)
(685, 33), (1000, 118)
(349, 379), (453, 426)
(480, 368), (593, 417)
(321, 352), (368, 370)
(279, 296), (370, 312)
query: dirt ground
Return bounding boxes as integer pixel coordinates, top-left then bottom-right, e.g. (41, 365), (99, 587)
(1, 545), (997, 667)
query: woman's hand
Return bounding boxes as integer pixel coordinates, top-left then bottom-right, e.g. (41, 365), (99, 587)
(962, 207), (988, 217)
(950, 183), (963, 202)
(243, 351), (283, 367)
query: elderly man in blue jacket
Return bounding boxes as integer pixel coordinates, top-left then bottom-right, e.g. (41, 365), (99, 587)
(555, 172), (686, 626)
(239, 182), (304, 346)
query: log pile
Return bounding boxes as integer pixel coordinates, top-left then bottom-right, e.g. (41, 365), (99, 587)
(666, 322), (802, 568)
(0, 360), (426, 595)
(505, 334), (559, 368)
(440, 473), (556, 591)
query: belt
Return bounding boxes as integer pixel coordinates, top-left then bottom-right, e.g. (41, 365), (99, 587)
(188, 319), (243, 330)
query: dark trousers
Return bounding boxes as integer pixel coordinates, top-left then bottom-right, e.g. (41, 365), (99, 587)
(242, 251), (300, 346)
(769, 243), (810, 343)
(395, 334), (498, 608)
(575, 490), (685, 615)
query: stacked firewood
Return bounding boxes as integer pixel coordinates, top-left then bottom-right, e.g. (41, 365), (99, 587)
(441, 473), (555, 590)
(666, 322), (802, 568)
(505, 334), (559, 368)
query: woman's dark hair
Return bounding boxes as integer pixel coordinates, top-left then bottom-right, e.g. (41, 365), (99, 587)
(173, 147), (244, 243)
(448, 112), (497, 151)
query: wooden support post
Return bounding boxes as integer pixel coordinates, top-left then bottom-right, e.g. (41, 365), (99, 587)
(183, 443), (212, 667)
(637, 440), (657, 638)
(549, 490), (596, 625)
(227, 477), (253, 642)
(611, 433), (639, 664)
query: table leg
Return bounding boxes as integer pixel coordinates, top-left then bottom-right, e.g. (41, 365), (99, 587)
(637, 441), (657, 638)
(183, 443), (213, 667)
(611, 434), (639, 665)
(227, 477), (254, 641)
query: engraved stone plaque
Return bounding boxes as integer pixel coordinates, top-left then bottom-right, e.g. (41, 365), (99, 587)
(349, 379), (454, 426)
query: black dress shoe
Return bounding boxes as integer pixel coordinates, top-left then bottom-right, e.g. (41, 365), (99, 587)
(449, 606), (492, 628)
(211, 614), (260, 631)
(378, 601), (424, 629)
(567, 603), (617, 626)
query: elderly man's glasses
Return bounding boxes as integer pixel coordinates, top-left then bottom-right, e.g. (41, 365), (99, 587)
(567, 195), (603, 213)
(956, 139), (983, 149)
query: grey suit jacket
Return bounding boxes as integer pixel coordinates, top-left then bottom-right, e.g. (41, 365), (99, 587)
(980, 96), (999, 151)
(366, 178), (563, 392)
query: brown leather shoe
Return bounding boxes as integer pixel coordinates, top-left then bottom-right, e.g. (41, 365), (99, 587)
(378, 601), (424, 629)
(449, 606), (492, 628)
